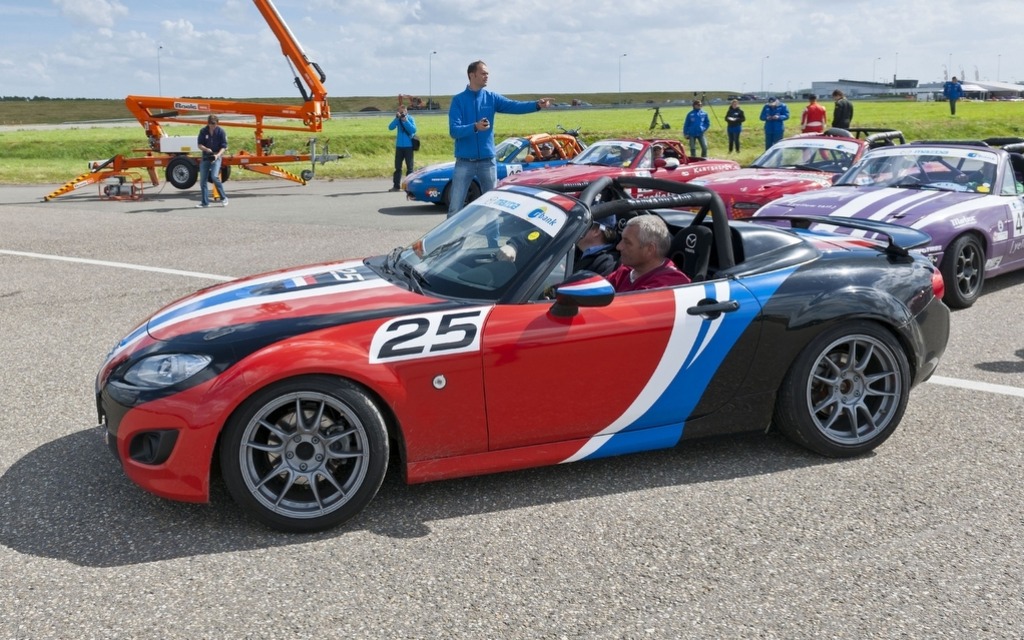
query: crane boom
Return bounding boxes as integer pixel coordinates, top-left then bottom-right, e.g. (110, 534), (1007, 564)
(45, 0), (340, 202)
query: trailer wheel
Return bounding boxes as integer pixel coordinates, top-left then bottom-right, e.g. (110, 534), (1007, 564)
(220, 165), (232, 182)
(166, 156), (198, 190)
(301, 169), (315, 182)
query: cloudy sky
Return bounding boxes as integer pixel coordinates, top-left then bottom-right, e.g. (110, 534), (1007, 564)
(2, 0), (1023, 101)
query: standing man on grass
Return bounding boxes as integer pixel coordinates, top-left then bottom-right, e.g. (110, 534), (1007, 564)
(447, 60), (553, 216)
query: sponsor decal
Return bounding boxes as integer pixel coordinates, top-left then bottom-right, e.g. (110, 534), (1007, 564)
(173, 101), (201, 111)
(950, 215), (976, 229)
(993, 230), (1009, 242)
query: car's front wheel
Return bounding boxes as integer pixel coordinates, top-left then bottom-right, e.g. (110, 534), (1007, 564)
(773, 322), (910, 457)
(940, 233), (985, 309)
(220, 376), (389, 533)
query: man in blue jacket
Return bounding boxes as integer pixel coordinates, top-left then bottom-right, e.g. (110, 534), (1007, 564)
(943, 76), (964, 116)
(760, 97), (790, 150)
(682, 100), (711, 158)
(448, 60), (552, 216)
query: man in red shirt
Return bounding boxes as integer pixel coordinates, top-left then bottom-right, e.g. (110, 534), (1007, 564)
(800, 94), (828, 134)
(607, 216), (690, 292)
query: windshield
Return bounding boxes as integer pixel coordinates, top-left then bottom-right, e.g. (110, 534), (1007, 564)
(570, 140), (643, 167)
(750, 138), (860, 173)
(836, 147), (998, 193)
(495, 138), (529, 163)
(391, 190), (572, 300)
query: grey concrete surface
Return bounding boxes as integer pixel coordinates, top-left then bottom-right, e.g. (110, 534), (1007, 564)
(1, 178), (1022, 639)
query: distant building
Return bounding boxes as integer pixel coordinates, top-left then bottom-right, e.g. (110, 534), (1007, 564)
(811, 78), (1024, 101)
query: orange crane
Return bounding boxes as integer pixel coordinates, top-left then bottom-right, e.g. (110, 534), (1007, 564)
(45, 0), (342, 201)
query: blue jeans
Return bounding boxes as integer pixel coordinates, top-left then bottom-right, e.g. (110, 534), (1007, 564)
(688, 135), (708, 158)
(447, 157), (496, 217)
(199, 155), (226, 206)
(765, 127), (784, 150)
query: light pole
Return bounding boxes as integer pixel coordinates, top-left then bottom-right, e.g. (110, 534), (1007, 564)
(894, 51), (899, 83)
(761, 55), (769, 97)
(872, 56), (881, 84)
(428, 50), (436, 110)
(948, 53), (953, 79)
(157, 44), (163, 96)
(618, 53), (627, 96)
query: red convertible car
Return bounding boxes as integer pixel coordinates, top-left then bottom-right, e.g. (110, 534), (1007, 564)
(97, 177), (949, 533)
(498, 138), (739, 197)
(692, 128), (905, 218)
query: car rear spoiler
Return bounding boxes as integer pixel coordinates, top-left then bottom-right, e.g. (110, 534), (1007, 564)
(752, 215), (932, 257)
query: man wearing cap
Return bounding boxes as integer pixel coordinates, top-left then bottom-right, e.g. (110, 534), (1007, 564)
(575, 216), (620, 276)
(682, 99), (711, 158)
(196, 114), (228, 208)
(760, 97), (790, 150)
(943, 76), (964, 116)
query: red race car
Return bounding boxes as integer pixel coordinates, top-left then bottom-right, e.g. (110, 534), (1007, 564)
(691, 128), (905, 218)
(97, 177), (949, 533)
(498, 137), (739, 197)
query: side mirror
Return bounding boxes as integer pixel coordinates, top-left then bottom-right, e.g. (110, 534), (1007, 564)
(549, 271), (615, 318)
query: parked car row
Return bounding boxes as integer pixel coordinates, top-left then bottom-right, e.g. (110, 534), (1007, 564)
(406, 125), (1024, 310)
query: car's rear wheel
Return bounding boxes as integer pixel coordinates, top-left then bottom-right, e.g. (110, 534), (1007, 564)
(773, 322), (909, 457)
(220, 376), (389, 533)
(940, 234), (985, 309)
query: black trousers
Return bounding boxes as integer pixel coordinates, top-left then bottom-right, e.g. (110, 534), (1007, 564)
(393, 146), (414, 188)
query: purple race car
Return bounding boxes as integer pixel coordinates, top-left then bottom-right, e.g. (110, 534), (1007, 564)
(754, 139), (1024, 308)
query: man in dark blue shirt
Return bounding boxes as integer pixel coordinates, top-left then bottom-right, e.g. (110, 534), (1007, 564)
(196, 114), (228, 207)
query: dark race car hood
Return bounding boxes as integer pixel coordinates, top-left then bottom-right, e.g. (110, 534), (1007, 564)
(757, 186), (989, 227)
(143, 259), (429, 342)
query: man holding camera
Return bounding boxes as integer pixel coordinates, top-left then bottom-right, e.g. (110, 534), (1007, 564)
(388, 105), (417, 192)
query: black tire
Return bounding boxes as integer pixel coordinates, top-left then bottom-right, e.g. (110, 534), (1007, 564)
(219, 164), (232, 182)
(773, 322), (910, 457)
(219, 376), (389, 533)
(939, 234), (985, 309)
(166, 155), (198, 189)
(442, 180), (482, 211)
(300, 169), (315, 182)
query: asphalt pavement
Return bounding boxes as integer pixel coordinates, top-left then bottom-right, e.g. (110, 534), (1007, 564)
(1, 177), (1022, 639)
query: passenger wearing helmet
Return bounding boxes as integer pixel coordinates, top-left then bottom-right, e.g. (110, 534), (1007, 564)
(536, 142), (557, 161)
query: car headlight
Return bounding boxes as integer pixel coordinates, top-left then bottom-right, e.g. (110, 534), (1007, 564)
(122, 354), (212, 388)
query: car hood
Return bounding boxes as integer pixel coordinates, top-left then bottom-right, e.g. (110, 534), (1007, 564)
(500, 163), (629, 186)
(144, 259), (431, 342)
(757, 186), (988, 226)
(692, 168), (834, 194)
(407, 161), (456, 180)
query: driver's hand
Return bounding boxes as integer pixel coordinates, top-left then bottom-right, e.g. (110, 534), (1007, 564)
(496, 245), (517, 262)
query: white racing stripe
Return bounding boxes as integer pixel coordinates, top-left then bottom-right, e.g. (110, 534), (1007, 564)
(0, 249), (234, 281)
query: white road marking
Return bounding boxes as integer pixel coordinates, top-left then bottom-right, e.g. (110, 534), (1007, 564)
(0, 249), (233, 281)
(926, 375), (1024, 399)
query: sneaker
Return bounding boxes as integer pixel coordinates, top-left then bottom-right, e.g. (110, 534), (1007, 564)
(196, 203), (208, 208)
(388, 187), (402, 192)
(221, 199), (229, 207)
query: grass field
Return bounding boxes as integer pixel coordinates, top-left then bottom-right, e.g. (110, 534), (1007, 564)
(2, 97), (1023, 185)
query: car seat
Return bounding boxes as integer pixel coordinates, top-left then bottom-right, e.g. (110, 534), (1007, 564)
(669, 225), (713, 282)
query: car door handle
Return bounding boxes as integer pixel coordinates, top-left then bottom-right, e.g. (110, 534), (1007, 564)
(686, 299), (740, 319)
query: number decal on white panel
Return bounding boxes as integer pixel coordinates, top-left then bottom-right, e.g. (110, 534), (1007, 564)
(369, 307), (492, 363)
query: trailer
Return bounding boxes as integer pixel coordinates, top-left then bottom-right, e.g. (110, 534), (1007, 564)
(45, 0), (342, 202)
